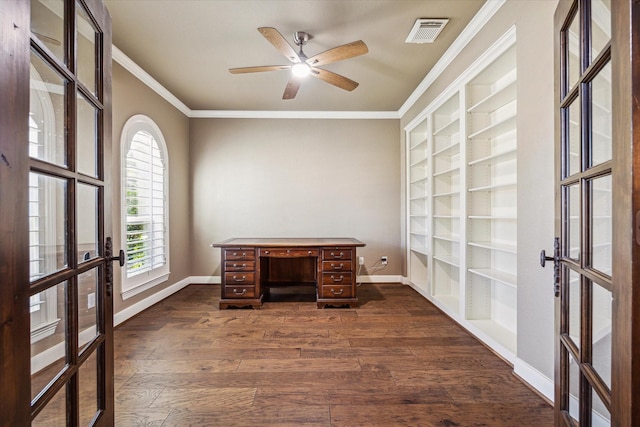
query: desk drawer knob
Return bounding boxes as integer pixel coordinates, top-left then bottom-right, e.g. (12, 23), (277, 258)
(331, 252), (344, 259)
(330, 288), (344, 295)
(331, 263), (344, 270)
(264, 250), (270, 254)
(330, 275), (344, 282)
(232, 275), (246, 282)
(232, 288), (247, 296)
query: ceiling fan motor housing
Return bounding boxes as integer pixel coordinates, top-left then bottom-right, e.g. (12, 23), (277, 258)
(293, 31), (309, 46)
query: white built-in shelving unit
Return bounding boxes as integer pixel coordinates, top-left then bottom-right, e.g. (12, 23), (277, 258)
(405, 29), (518, 361)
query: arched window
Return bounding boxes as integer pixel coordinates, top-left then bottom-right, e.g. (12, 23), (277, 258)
(121, 115), (169, 298)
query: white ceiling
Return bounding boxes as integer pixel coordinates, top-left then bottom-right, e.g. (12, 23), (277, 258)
(104, 0), (486, 112)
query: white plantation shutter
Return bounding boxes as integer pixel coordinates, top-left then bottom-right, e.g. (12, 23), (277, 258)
(121, 115), (169, 298)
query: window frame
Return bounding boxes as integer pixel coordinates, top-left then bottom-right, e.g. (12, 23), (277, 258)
(120, 114), (170, 299)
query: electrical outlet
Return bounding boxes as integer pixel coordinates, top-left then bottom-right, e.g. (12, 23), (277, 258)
(359, 256), (365, 265)
(87, 292), (95, 309)
(381, 256), (388, 265)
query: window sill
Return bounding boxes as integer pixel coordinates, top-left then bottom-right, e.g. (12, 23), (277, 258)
(121, 272), (170, 300)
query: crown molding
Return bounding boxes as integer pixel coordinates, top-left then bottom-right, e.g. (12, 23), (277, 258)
(113, 0), (504, 121)
(397, 0), (506, 117)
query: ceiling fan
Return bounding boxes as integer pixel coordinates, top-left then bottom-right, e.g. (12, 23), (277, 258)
(229, 27), (368, 100)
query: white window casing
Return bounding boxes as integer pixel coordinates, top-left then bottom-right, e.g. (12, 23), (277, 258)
(120, 115), (170, 299)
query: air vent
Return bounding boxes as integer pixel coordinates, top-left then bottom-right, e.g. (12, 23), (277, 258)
(405, 18), (449, 44)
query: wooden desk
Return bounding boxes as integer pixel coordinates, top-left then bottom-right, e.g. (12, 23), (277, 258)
(211, 238), (365, 309)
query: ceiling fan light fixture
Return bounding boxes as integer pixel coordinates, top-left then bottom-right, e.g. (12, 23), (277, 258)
(291, 62), (311, 78)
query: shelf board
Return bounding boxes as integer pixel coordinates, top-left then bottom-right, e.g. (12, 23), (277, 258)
(409, 157), (427, 168)
(433, 166), (460, 177)
(468, 182), (516, 192)
(468, 114), (517, 140)
(410, 247), (428, 256)
(468, 268), (517, 287)
(433, 255), (460, 267)
(433, 214), (460, 219)
(467, 80), (517, 113)
(467, 148), (516, 166)
(433, 234), (460, 243)
(468, 215), (517, 220)
(468, 241), (517, 253)
(433, 190), (460, 198)
(409, 138), (428, 151)
(433, 116), (460, 137)
(409, 195), (427, 201)
(433, 140), (460, 157)
(409, 177), (428, 185)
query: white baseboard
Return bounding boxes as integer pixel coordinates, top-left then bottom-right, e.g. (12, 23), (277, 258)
(514, 358), (554, 403)
(189, 275), (220, 284)
(357, 274), (404, 283)
(114, 276), (191, 326)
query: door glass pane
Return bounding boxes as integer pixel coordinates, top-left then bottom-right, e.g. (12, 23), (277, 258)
(30, 51), (66, 167)
(591, 62), (612, 166)
(76, 2), (97, 94)
(592, 281), (612, 389)
(590, 0), (611, 61)
(30, 281), (67, 401)
(568, 351), (580, 423)
(592, 388), (611, 425)
(29, 173), (67, 280)
(77, 93), (98, 177)
(78, 268), (99, 353)
(77, 183), (99, 261)
(79, 350), (99, 425)
(567, 184), (580, 260)
(567, 99), (581, 176)
(569, 269), (581, 348)
(591, 175), (612, 274)
(32, 382), (66, 426)
(30, 0), (65, 62)
(567, 10), (580, 92)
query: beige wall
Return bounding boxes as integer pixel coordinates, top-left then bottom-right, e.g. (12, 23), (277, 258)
(189, 118), (402, 277)
(111, 62), (191, 315)
(400, 0), (557, 382)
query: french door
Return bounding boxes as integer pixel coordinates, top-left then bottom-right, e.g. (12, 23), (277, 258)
(0, 0), (115, 425)
(551, 0), (640, 425)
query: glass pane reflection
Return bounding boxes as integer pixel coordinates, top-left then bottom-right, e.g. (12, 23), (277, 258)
(568, 351), (580, 423)
(591, 175), (612, 274)
(30, 51), (66, 167)
(79, 350), (99, 425)
(592, 281), (612, 389)
(77, 93), (98, 177)
(591, 62), (612, 166)
(78, 268), (99, 354)
(567, 99), (581, 176)
(590, 0), (611, 61)
(29, 173), (67, 281)
(567, 10), (580, 92)
(569, 269), (581, 349)
(76, 2), (98, 94)
(77, 183), (99, 261)
(30, 0), (65, 62)
(30, 281), (66, 401)
(592, 388), (611, 426)
(567, 184), (580, 260)
(32, 382), (66, 426)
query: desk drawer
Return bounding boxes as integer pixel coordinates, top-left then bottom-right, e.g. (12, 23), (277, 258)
(322, 261), (352, 272)
(225, 260), (255, 272)
(224, 272), (255, 285)
(322, 249), (353, 260)
(260, 248), (319, 258)
(319, 284), (354, 299)
(224, 249), (255, 261)
(224, 285), (256, 299)
(322, 272), (353, 285)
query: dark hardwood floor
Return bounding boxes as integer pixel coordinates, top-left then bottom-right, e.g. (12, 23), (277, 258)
(114, 283), (553, 426)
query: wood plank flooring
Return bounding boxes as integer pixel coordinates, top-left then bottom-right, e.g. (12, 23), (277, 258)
(115, 283), (553, 426)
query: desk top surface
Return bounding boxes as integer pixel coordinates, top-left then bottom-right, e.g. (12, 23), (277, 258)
(211, 238), (365, 248)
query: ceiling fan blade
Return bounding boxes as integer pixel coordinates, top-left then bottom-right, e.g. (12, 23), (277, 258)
(229, 65), (291, 74)
(310, 68), (359, 92)
(282, 77), (302, 100)
(306, 40), (368, 66)
(258, 27), (301, 63)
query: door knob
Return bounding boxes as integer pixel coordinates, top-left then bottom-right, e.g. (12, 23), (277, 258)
(540, 237), (560, 297)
